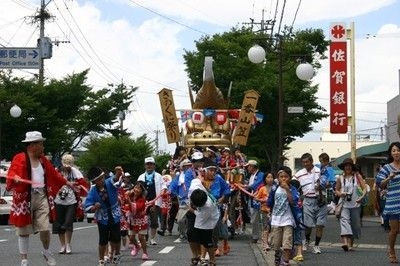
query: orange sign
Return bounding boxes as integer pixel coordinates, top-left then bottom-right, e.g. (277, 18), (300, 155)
(158, 88), (180, 143)
(232, 90), (260, 146)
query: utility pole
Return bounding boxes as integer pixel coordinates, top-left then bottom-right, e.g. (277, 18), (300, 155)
(153, 127), (165, 155)
(34, 0), (54, 86)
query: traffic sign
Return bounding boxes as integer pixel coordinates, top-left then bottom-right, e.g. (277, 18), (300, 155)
(0, 47), (40, 69)
(288, 106), (304, 113)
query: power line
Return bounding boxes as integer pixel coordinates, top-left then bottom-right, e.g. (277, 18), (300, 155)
(127, 0), (208, 36)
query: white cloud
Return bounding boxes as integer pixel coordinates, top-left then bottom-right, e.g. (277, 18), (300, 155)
(2, 0), (400, 152)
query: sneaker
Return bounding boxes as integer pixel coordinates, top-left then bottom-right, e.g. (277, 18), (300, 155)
(21, 259), (29, 266)
(59, 246), (66, 254)
(293, 255), (304, 261)
(142, 253), (149, 260)
(149, 238), (157, 245)
(303, 240), (310, 251)
(131, 245), (140, 256)
(65, 244), (71, 254)
(111, 254), (121, 264)
(157, 230), (165, 236)
(313, 246), (322, 254)
(42, 250), (56, 266)
(98, 260), (105, 266)
(104, 256), (110, 263)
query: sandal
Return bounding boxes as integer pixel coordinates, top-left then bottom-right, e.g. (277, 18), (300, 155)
(191, 256), (200, 266)
(388, 252), (399, 264)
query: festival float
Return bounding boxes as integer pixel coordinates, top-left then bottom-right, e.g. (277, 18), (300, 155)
(158, 56), (262, 151)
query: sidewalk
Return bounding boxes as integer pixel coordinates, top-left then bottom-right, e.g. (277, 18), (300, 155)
(251, 215), (383, 265)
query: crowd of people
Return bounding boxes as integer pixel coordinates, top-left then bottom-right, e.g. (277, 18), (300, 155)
(5, 130), (400, 266)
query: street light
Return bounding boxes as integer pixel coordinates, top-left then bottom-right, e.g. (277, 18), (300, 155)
(248, 37), (314, 166)
(0, 104), (22, 161)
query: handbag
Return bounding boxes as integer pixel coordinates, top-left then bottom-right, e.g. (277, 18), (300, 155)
(335, 200), (344, 219)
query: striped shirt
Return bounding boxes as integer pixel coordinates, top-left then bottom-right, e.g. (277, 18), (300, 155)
(375, 164), (400, 215)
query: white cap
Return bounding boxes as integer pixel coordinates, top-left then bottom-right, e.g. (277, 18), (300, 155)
(191, 152), (204, 161)
(124, 172), (131, 177)
(145, 157), (155, 164)
(180, 159), (192, 168)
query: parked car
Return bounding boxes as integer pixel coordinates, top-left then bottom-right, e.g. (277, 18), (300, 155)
(0, 188), (12, 225)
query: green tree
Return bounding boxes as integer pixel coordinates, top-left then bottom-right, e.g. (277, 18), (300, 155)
(0, 70), (135, 161)
(77, 135), (154, 179)
(183, 27), (329, 171)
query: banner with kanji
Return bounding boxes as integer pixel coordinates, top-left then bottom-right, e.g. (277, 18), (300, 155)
(232, 89), (260, 146)
(158, 88), (180, 143)
(330, 22), (348, 133)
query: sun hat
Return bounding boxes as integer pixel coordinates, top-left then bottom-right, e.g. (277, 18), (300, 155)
(338, 158), (356, 171)
(87, 167), (105, 182)
(21, 131), (46, 143)
(144, 157), (155, 164)
(244, 160), (258, 167)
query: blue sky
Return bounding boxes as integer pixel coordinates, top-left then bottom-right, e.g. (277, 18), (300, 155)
(2, 0), (400, 153)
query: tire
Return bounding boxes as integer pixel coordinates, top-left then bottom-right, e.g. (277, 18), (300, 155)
(0, 214), (9, 225)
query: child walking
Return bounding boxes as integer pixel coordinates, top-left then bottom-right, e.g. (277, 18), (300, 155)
(190, 188), (220, 266)
(253, 172), (274, 252)
(125, 181), (149, 261)
(267, 166), (300, 266)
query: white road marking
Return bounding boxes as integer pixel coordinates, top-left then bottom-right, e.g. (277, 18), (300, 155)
(159, 246), (174, 253)
(173, 238), (182, 243)
(0, 239), (8, 243)
(140, 261), (157, 266)
(74, 225), (97, 231)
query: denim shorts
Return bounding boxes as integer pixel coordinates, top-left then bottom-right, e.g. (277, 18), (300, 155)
(385, 213), (400, 221)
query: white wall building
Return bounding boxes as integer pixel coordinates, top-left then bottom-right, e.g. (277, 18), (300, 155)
(286, 128), (385, 173)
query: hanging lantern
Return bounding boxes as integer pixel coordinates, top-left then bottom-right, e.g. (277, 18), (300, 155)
(192, 111), (204, 124)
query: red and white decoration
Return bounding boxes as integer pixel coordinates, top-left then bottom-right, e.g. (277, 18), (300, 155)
(192, 111), (205, 124)
(330, 22), (348, 134)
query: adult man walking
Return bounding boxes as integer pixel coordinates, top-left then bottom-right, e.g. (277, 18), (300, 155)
(244, 160), (264, 243)
(6, 131), (73, 266)
(293, 153), (329, 254)
(137, 156), (165, 245)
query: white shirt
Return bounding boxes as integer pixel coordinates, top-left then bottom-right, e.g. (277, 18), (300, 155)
(31, 163), (45, 188)
(271, 187), (295, 227)
(294, 166), (320, 197)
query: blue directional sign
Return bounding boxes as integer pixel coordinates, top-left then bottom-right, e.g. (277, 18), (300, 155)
(0, 47), (40, 69)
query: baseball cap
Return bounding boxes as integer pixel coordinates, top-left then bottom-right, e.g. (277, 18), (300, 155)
(144, 157), (155, 164)
(244, 160), (258, 167)
(180, 159), (192, 168)
(191, 151), (204, 161)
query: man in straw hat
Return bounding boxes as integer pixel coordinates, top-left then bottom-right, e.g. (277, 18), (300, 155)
(6, 131), (75, 266)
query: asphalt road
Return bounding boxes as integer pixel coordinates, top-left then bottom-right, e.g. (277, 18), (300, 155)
(0, 221), (265, 266)
(260, 215), (397, 266)
(0, 215), (395, 266)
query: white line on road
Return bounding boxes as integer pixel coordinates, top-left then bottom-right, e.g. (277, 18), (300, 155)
(74, 225), (97, 231)
(0, 239), (8, 243)
(159, 246), (174, 253)
(140, 261), (157, 266)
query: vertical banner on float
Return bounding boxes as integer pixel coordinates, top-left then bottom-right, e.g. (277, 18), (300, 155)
(330, 22), (348, 133)
(232, 89), (260, 146)
(158, 88), (180, 143)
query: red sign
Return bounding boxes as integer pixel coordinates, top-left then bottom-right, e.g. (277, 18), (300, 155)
(330, 23), (348, 133)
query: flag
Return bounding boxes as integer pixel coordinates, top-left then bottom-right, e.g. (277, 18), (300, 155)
(255, 113), (264, 123)
(180, 110), (192, 122)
